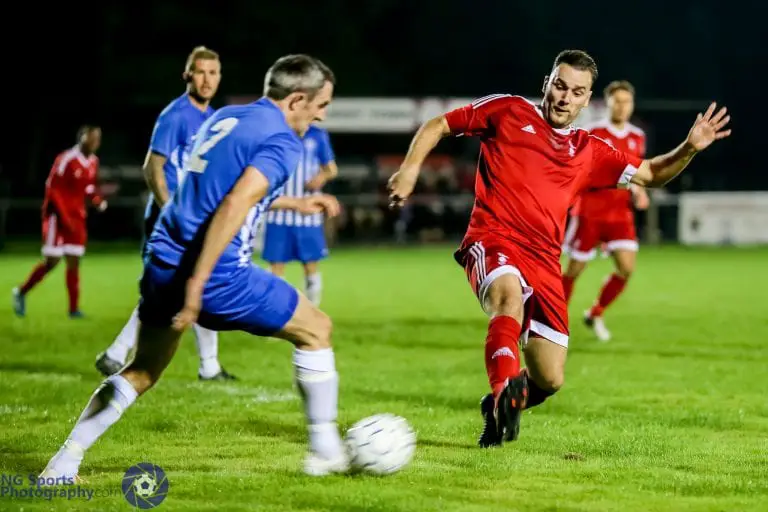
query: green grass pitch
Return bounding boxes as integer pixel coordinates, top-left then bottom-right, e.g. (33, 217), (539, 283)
(1, 244), (767, 511)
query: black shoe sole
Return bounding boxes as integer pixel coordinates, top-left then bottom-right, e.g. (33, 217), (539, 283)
(497, 373), (528, 443)
(478, 394), (501, 448)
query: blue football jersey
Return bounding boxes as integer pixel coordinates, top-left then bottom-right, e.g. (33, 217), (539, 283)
(266, 124), (335, 227)
(147, 98), (303, 276)
(145, 93), (215, 219)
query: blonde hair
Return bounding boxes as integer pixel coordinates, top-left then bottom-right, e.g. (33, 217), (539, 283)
(184, 46), (220, 74)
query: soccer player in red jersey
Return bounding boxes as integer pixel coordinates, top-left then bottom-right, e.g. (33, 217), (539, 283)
(387, 50), (731, 446)
(13, 126), (107, 318)
(562, 80), (649, 341)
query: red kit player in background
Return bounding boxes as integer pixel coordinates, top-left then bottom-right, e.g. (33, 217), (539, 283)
(13, 126), (108, 318)
(387, 50), (731, 447)
(562, 81), (649, 341)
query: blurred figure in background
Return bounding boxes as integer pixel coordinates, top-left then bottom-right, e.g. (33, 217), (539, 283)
(13, 125), (107, 318)
(561, 80), (649, 341)
(95, 46), (234, 381)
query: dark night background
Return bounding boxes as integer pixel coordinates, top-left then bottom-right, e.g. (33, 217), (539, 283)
(3, 0), (764, 226)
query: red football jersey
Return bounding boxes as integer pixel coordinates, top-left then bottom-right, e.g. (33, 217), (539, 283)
(444, 95), (643, 261)
(578, 120), (646, 222)
(42, 145), (102, 226)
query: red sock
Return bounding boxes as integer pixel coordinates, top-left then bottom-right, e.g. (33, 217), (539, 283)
(562, 275), (575, 303)
(590, 273), (627, 317)
(20, 263), (51, 295)
(66, 266), (80, 313)
(485, 316), (522, 397)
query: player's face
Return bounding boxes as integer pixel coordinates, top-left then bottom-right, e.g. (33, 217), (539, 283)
(189, 58), (221, 101)
(292, 81), (334, 135)
(541, 64), (593, 128)
(82, 128), (102, 154)
(607, 89), (634, 124)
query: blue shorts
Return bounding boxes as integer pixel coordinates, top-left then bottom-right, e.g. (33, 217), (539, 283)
(262, 223), (328, 264)
(138, 256), (299, 337)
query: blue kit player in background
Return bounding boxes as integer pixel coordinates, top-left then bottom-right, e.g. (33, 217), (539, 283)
(263, 124), (339, 305)
(40, 54), (348, 480)
(95, 46), (235, 382)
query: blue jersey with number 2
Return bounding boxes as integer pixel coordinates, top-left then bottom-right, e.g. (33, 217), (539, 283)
(147, 98), (303, 277)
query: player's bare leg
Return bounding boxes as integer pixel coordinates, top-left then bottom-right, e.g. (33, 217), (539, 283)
(41, 322), (182, 481)
(64, 255), (83, 318)
(12, 256), (60, 317)
(478, 274), (529, 447)
(522, 336), (566, 407)
(585, 249), (635, 341)
(561, 258), (588, 304)
(303, 261), (322, 306)
(273, 292), (346, 475)
(269, 263), (286, 277)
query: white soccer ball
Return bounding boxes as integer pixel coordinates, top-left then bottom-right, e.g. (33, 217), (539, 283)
(344, 413), (416, 475)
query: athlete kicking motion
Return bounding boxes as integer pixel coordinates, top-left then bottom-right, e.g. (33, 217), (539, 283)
(40, 54), (348, 480)
(388, 49), (731, 447)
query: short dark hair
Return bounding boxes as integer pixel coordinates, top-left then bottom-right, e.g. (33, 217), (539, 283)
(76, 125), (100, 142)
(263, 54), (335, 100)
(604, 80), (635, 99)
(552, 49), (598, 86)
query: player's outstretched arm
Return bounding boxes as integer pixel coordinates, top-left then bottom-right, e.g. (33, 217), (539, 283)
(631, 102), (731, 188)
(387, 116), (451, 207)
(142, 151), (171, 207)
(270, 195), (341, 217)
(172, 167), (270, 331)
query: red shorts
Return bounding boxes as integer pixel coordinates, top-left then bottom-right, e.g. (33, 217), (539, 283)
(454, 236), (569, 348)
(564, 216), (638, 262)
(42, 213), (86, 257)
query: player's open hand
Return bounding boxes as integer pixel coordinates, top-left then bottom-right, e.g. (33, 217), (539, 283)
(687, 102), (731, 152)
(387, 168), (419, 209)
(172, 279), (203, 332)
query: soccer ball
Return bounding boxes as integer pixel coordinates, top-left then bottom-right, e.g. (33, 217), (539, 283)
(133, 474), (157, 498)
(344, 413), (416, 475)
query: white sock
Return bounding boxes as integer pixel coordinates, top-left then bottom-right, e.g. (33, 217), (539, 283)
(105, 307), (139, 364)
(193, 324), (221, 378)
(293, 347), (343, 459)
(305, 273), (322, 306)
(45, 375), (138, 477)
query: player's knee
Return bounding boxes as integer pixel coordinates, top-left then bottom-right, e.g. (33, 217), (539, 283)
(119, 368), (156, 396)
(488, 292), (523, 320)
(44, 257), (60, 270)
(299, 309), (333, 350)
(616, 263), (634, 279)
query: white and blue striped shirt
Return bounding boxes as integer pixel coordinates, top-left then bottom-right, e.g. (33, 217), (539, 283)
(266, 124), (335, 227)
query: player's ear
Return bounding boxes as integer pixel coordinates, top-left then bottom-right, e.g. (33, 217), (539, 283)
(541, 75), (549, 95)
(287, 92), (308, 111)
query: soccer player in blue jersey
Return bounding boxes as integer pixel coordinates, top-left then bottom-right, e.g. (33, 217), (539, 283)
(40, 54), (347, 478)
(95, 46), (234, 381)
(262, 124), (338, 305)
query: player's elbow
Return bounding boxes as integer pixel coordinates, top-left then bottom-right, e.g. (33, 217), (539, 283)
(426, 115), (451, 138)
